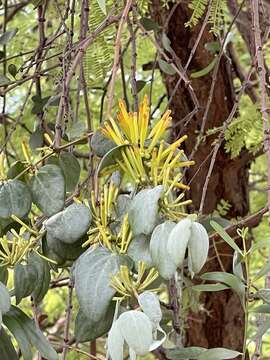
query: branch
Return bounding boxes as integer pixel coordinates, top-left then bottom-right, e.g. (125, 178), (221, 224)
(251, 0), (270, 214)
(210, 206), (268, 242)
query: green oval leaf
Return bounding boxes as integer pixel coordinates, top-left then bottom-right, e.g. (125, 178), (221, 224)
(91, 130), (116, 158)
(97, 144), (130, 175)
(31, 164), (65, 217)
(138, 291), (162, 329)
(75, 302), (115, 342)
(8, 64), (17, 78)
(140, 17), (160, 32)
(0, 179), (32, 219)
(29, 129), (44, 150)
(3, 306), (57, 360)
(158, 59), (176, 75)
(0, 28), (18, 46)
(128, 186), (163, 236)
(0, 327), (19, 360)
(14, 263), (38, 305)
(0, 282), (11, 328)
(28, 254), (50, 304)
(74, 247), (126, 322)
(127, 235), (153, 269)
(59, 152), (81, 192)
(45, 203), (91, 244)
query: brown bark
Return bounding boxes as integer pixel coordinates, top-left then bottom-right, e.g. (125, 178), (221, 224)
(150, 1), (250, 352)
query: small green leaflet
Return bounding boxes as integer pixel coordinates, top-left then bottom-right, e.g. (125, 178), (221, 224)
(158, 59), (176, 75)
(192, 283), (230, 292)
(198, 348), (241, 360)
(201, 272), (245, 306)
(0, 28), (18, 46)
(140, 17), (160, 32)
(97, 0), (106, 14)
(210, 220), (243, 255)
(191, 57), (217, 79)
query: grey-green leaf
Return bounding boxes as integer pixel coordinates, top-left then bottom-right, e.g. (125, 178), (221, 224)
(75, 303), (115, 342)
(192, 283), (230, 292)
(0, 327), (19, 360)
(74, 247), (125, 322)
(201, 272), (245, 304)
(45, 234), (85, 265)
(191, 57), (217, 79)
(0, 267), (8, 285)
(127, 235), (153, 269)
(128, 186), (163, 236)
(254, 289), (270, 304)
(210, 221), (243, 255)
(252, 317), (270, 340)
(150, 221), (177, 280)
(254, 261), (270, 281)
(0, 28), (18, 46)
(140, 17), (160, 32)
(14, 263), (38, 305)
(91, 130), (115, 157)
(158, 59), (176, 75)
(97, 144), (130, 175)
(0, 179), (32, 219)
(116, 194), (132, 218)
(31, 164), (65, 217)
(45, 203), (91, 244)
(29, 129), (44, 150)
(198, 347), (241, 360)
(59, 152), (81, 192)
(0, 282), (11, 328)
(166, 346), (206, 359)
(3, 306), (58, 360)
(28, 254), (50, 304)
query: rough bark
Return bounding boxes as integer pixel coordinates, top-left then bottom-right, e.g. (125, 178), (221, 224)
(150, 1), (250, 352)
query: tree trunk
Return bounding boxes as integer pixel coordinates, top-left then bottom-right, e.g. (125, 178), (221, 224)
(150, 1), (250, 352)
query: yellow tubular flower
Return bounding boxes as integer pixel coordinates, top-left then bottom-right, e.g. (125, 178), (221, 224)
(0, 228), (33, 267)
(84, 183), (118, 249)
(110, 262), (160, 302)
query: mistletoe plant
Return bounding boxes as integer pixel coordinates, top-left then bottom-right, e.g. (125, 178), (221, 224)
(0, 97), (242, 360)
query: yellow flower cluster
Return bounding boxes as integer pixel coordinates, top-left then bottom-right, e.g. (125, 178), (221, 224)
(101, 96), (194, 191)
(110, 261), (159, 301)
(0, 227), (33, 267)
(100, 96), (194, 220)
